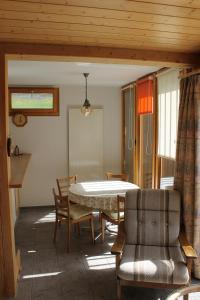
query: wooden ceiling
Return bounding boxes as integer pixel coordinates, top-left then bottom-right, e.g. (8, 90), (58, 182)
(0, 0), (200, 54)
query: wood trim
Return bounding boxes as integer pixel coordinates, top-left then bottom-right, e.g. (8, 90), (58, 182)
(152, 74), (158, 189)
(135, 84), (140, 186)
(119, 278), (187, 289)
(9, 87), (59, 116)
(111, 221), (125, 255)
(139, 115), (144, 187)
(0, 54), (17, 297)
(121, 86), (136, 183)
(179, 231), (197, 258)
(121, 91), (125, 174)
(0, 42), (198, 67)
(179, 67), (200, 79)
(0, 209), (4, 296)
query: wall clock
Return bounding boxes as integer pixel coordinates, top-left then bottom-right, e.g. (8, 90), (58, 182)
(12, 113), (27, 127)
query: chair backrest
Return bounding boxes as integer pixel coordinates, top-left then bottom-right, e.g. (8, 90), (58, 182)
(106, 172), (128, 181)
(52, 188), (70, 216)
(117, 195), (125, 223)
(125, 189), (181, 246)
(56, 175), (77, 196)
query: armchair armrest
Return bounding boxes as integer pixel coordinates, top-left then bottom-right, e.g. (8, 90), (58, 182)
(111, 221), (125, 255)
(179, 231), (197, 258)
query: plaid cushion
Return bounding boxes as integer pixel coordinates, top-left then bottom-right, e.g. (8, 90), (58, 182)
(125, 189), (180, 246)
(118, 245), (189, 284)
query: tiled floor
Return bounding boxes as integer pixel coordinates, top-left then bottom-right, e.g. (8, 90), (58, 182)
(5, 207), (200, 300)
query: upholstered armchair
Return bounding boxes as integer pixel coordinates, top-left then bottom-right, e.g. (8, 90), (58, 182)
(111, 189), (197, 300)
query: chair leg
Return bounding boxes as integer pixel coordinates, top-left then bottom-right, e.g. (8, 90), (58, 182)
(101, 214), (105, 242)
(90, 215), (95, 244)
(117, 278), (122, 300)
(53, 218), (58, 243)
(99, 209), (101, 223)
(67, 221), (71, 253)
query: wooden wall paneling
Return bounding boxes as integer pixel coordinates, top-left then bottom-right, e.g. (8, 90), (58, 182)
(1, 19), (200, 41)
(0, 53), (17, 297)
(0, 29), (198, 50)
(1, 14), (200, 36)
(0, 33), (198, 54)
(1, 0), (200, 22)
(129, 0), (200, 8)
(0, 1), (199, 54)
(12, 0), (200, 10)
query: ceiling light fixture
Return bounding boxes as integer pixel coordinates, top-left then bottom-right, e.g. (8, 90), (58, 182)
(81, 73), (92, 117)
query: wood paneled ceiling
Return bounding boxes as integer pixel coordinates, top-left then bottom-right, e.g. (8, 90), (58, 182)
(0, 0), (200, 54)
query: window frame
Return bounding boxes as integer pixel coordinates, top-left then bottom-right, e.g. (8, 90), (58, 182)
(9, 87), (59, 116)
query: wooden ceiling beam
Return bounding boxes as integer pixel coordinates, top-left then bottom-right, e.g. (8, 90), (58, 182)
(0, 42), (199, 67)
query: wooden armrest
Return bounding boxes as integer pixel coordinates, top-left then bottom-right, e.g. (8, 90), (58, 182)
(111, 221), (125, 255)
(179, 231), (197, 258)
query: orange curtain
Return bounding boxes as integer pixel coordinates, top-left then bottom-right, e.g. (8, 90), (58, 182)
(137, 79), (153, 114)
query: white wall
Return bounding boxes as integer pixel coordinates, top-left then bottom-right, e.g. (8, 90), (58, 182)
(10, 85), (121, 207)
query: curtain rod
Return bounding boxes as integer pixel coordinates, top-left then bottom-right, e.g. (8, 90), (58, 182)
(179, 68), (200, 79)
(121, 83), (135, 90)
(156, 67), (180, 78)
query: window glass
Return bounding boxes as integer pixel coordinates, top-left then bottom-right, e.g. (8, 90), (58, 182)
(11, 93), (53, 109)
(157, 70), (180, 159)
(9, 87), (59, 116)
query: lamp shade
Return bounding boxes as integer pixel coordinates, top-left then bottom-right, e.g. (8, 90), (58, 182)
(137, 78), (153, 115)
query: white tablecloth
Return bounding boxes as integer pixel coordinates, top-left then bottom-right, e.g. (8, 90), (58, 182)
(69, 180), (139, 211)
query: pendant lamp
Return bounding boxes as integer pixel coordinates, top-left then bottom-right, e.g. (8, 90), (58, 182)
(81, 73), (92, 117)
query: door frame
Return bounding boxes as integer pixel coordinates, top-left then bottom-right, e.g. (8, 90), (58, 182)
(0, 42), (196, 297)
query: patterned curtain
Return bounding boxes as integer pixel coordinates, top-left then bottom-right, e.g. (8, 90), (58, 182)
(174, 74), (200, 278)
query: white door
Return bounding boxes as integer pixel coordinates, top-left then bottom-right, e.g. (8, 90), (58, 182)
(69, 108), (104, 181)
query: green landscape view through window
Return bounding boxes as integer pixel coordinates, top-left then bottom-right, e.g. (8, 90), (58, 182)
(11, 93), (54, 109)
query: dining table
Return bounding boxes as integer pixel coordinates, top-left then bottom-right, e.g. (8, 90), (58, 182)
(69, 180), (139, 211)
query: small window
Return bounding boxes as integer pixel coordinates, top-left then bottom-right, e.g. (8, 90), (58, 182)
(9, 87), (59, 116)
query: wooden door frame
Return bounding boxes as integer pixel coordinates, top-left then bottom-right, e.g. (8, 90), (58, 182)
(121, 84), (136, 183)
(0, 42), (198, 298)
(0, 53), (17, 297)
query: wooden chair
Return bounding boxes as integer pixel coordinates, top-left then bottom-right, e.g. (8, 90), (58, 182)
(111, 189), (197, 300)
(56, 175), (77, 197)
(100, 195), (125, 242)
(106, 172), (128, 181)
(52, 188), (94, 252)
(100, 172), (128, 242)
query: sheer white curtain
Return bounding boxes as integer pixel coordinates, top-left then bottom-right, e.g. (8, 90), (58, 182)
(157, 69), (180, 159)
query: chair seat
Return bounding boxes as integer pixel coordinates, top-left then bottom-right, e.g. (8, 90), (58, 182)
(118, 245), (189, 285)
(102, 210), (124, 220)
(58, 205), (93, 220)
